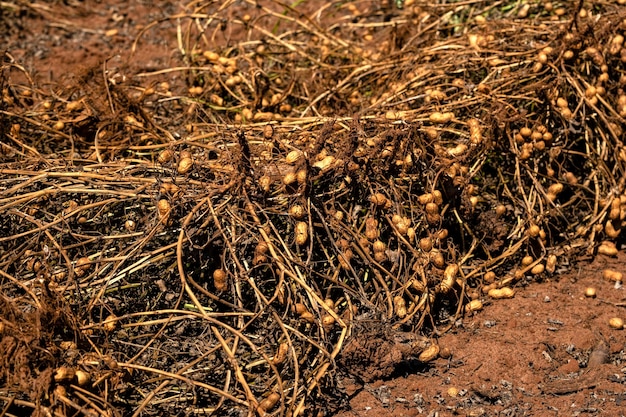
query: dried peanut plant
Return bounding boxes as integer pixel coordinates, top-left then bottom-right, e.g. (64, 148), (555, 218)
(2, 0), (626, 415)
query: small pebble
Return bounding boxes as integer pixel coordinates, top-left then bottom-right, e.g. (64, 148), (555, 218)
(588, 340), (609, 367)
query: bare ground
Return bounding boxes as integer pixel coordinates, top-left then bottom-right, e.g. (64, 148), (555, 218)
(337, 253), (626, 416)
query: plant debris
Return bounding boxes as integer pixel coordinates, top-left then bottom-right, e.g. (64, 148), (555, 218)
(2, 0), (626, 415)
